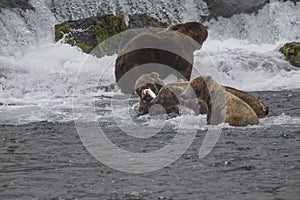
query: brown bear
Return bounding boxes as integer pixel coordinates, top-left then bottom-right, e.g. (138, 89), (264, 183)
(134, 72), (165, 115)
(224, 86), (269, 118)
(115, 22), (208, 93)
(135, 73), (268, 121)
(151, 80), (208, 115)
(182, 76), (259, 126)
(135, 73), (207, 116)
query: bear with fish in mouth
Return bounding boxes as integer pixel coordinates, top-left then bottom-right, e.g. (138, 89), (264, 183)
(135, 72), (165, 115)
(135, 73), (268, 126)
(115, 22), (208, 93)
(135, 72), (207, 116)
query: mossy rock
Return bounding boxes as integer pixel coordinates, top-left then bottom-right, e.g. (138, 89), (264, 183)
(54, 13), (170, 57)
(54, 14), (128, 56)
(280, 42), (300, 68)
(94, 14), (128, 56)
(128, 13), (169, 29)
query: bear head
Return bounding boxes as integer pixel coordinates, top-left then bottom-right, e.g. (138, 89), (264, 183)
(167, 22), (208, 50)
(135, 72), (165, 97)
(181, 76), (213, 103)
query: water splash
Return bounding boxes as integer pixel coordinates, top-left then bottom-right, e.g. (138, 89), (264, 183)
(207, 0), (300, 43)
(0, 0), (300, 125)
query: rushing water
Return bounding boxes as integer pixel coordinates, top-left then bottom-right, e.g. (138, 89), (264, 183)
(0, 0), (299, 124)
(0, 0), (300, 199)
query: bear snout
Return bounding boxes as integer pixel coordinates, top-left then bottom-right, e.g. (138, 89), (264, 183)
(142, 94), (154, 102)
(141, 88), (157, 103)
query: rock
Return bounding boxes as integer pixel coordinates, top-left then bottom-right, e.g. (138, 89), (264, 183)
(54, 13), (170, 57)
(0, 0), (34, 11)
(280, 42), (300, 68)
(203, 0), (269, 19)
(128, 13), (169, 29)
(54, 14), (128, 56)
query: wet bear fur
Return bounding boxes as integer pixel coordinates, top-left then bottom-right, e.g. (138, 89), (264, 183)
(115, 22), (208, 93)
(183, 76), (259, 126)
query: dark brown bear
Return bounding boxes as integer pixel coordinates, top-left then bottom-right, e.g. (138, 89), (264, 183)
(135, 73), (207, 116)
(115, 22), (208, 93)
(151, 81), (208, 115)
(134, 72), (165, 115)
(182, 76), (259, 126)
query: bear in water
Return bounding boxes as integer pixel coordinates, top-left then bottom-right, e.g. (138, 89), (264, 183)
(150, 80), (208, 115)
(135, 72), (165, 116)
(115, 22), (208, 93)
(223, 86), (269, 118)
(182, 76), (259, 126)
(134, 73), (268, 119)
(135, 73), (207, 116)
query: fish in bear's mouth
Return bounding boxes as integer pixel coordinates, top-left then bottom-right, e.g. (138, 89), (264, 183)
(142, 88), (157, 103)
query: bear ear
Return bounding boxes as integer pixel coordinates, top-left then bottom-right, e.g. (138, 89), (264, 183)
(150, 72), (160, 78)
(203, 76), (214, 85)
(167, 24), (179, 31)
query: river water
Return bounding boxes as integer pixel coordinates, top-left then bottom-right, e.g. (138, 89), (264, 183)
(0, 0), (300, 199)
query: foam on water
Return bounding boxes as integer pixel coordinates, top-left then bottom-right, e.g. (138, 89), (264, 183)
(192, 40), (300, 91)
(190, 0), (300, 91)
(207, 0), (300, 43)
(96, 110), (300, 134)
(0, 41), (118, 124)
(0, 0), (300, 125)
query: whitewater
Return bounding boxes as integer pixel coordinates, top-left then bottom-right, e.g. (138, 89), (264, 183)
(0, 0), (299, 126)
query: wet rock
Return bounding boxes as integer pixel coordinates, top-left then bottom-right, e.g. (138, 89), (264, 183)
(128, 13), (169, 29)
(54, 14), (128, 56)
(55, 13), (169, 57)
(280, 42), (300, 68)
(203, 0), (269, 19)
(0, 0), (34, 11)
